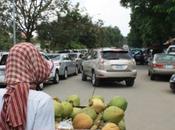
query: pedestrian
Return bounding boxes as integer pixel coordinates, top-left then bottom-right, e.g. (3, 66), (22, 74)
(0, 42), (55, 130)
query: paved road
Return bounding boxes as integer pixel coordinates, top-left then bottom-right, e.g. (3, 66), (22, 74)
(44, 65), (175, 130)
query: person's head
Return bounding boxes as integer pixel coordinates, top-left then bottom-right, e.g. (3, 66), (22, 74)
(5, 42), (51, 89)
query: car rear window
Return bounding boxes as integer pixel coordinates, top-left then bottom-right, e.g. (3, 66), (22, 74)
(101, 51), (131, 60)
(168, 47), (175, 53)
(156, 54), (175, 62)
(52, 55), (61, 61)
(69, 54), (78, 59)
(0, 54), (8, 65)
(48, 55), (60, 59)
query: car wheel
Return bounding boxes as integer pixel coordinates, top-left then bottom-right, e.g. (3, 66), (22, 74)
(63, 69), (68, 79)
(150, 73), (155, 80)
(53, 71), (59, 84)
(148, 70), (150, 76)
(92, 71), (100, 86)
(82, 70), (87, 81)
(125, 78), (134, 87)
(170, 83), (175, 92)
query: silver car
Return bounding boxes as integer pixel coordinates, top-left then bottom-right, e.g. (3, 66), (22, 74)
(47, 53), (78, 79)
(0, 52), (59, 88)
(0, 52), (8, 87)
(81, 48), (137, 86)
(148, 53), (175, 80)
(68, 52), (83, 72)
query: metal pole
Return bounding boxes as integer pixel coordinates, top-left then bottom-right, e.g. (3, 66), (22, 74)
(12, 0), (16, 44)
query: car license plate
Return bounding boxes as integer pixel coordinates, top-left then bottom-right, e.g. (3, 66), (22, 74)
(112, 65), (126, 70)
(165, 65), (173, 69)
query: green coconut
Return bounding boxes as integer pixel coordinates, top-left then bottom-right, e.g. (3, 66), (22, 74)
(53, 100), (63, 118)
(102, 106), (124, 124)
(81, 107), (97, 120)
(71, 107), (82, 118)
(61, 101), (73, 118)
(66, 95), (80, 106)
(108, 96), (128, 111)
(118, 119), (126, 130)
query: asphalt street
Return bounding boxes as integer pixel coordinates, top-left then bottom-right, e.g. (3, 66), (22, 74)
(44, 65), (175, 130)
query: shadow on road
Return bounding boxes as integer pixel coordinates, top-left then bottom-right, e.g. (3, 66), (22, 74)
(85, 78), (134, 89)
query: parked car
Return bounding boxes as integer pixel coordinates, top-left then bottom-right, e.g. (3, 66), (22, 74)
(131, 48), (146, 64)
(47, 53), (78, 79)
(170, 74), (175, 92)
(41, 53), (60, 84)
(0, 52), (59, 88)
(81, 48), (137, 87)
(148, 53), (175, 80)
(0, 52), (8, 87)
(68, 52), (83, 72)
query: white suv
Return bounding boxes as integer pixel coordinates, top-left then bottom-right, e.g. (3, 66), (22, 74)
(81, 48), (137, 87)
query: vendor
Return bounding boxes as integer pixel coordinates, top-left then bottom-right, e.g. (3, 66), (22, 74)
(0, 42), (55, 130)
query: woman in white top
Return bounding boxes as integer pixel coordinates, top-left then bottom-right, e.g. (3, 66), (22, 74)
(0, 42), (55, 130)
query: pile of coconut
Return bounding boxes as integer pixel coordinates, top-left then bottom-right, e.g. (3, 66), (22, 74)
(53, 95), (127, 130)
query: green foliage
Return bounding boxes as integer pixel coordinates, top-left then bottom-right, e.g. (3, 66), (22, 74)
(0, 0), (66, 42)
(120, 0), (175, 47)
(0, 0), (124, 50)
(0, 25), (12, 50)
(37, 2), (124, 51)
(65, 41), (87, 49)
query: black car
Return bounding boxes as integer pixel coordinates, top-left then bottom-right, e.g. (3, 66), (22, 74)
(131, 49), (145, 64)
(170, 74), (175, 92)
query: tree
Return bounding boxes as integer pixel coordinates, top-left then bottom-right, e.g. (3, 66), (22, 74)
(0, 0), (67, 42)
(0, 25), (12, 50)
(37, 1), (125, 50)
(120, 0), (175, 47)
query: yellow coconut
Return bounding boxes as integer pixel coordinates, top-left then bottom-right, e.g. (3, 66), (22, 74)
(73, 113), (93, 129)
(89, 98), (105, 113)
(102, 122), (120, 130)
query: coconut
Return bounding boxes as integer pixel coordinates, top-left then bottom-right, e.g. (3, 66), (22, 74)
(108, 96), (128, 111)
(90, 95), (105, 102)
(73, 113), (93, 129)
(81, 107), (97, 120)
(89, 98), (105, 113)
(102, 122), (120, 130)
(53, 100), (63, 118)
(66, 95), (80, 106)
(118, 119), (126, 130)
(102, 106), (124, 124)
(61, 101), (73, 118)
(71, 107), (82, 118)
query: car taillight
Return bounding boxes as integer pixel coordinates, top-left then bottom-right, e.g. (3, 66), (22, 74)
(152, 63), (164, 68)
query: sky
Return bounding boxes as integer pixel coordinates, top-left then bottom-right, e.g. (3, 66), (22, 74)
(71, 0), (131, 36)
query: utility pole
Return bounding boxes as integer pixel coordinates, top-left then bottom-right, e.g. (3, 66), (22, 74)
(12, 0), (16, 44)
